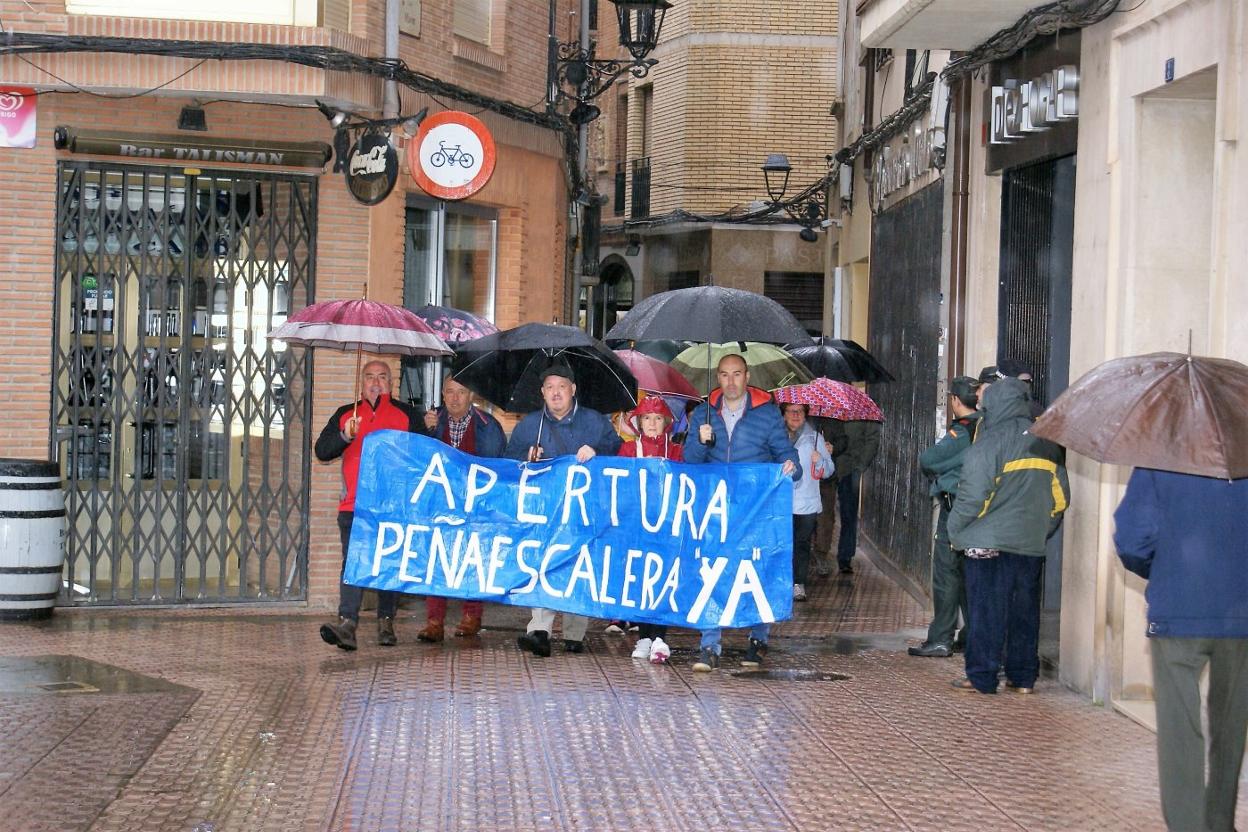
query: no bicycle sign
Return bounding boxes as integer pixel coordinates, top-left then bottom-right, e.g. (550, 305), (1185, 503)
(410, 110), (497, 201)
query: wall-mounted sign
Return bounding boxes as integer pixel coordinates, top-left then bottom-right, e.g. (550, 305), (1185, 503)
(868, 79), (948, 212)
(985, 31), (1081, 173)
(53, 127), (332, 169)
(344, 131), (399, 205)
(990, 65), (1078, 144)
(411, 111), (497, 201)
(0, 86), (37, 149)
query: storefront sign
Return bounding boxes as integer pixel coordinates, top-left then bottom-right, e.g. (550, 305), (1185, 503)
(344, 130), (399, 205)
(869, 87), (947, 213)
(411, 111), (497, 201)
(54, 128), (332, 169)
(990, 65), (1078, 144)
(0, 86), (37, 149)
(985, 31), (1081, 173)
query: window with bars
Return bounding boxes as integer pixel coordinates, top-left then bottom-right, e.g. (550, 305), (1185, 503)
(454, 0), (492, 45)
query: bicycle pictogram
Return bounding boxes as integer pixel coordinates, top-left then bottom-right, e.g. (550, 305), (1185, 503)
(429, 141), (475, 169)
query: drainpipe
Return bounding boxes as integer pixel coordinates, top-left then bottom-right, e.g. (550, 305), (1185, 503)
(572, 0), (592, 331)
(384, 0), (400, 119)
(947, 77), (971, 379)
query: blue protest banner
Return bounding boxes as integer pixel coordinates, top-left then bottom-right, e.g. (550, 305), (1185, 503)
(345, 431), (794, 629)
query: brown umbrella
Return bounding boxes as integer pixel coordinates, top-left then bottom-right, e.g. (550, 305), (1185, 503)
(1030, 352), (1248, 479)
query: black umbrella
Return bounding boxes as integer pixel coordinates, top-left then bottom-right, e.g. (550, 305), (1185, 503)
(452, 322), (638, 414)
(786, 337), (895, 383)
(605, 286), (813, 346)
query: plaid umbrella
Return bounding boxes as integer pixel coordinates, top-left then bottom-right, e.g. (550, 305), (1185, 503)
(774, 377), (883, 422)
(413, 304), (498, 346)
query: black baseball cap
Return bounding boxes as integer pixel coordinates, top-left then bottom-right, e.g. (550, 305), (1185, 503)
(978, 365), (1004, 384)
(540, 364), (575, 383)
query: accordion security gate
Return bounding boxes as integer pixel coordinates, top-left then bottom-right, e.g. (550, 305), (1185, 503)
(861, 183), (944, 587)
(51, 161), (316, 605)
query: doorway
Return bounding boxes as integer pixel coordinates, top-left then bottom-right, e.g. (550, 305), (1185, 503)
(51, 162), (317, 605)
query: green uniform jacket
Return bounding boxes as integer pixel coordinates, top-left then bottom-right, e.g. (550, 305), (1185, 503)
(919, 411), (981, 497)
(947, 378), (1069, 557)
(823, 419), (882, 481)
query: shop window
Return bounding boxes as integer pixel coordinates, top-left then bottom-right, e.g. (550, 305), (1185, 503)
(401, 199), (498, 409)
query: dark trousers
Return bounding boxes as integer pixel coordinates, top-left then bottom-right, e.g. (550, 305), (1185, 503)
(963, 551), (1043, 693)
(924, 504), (967, 647)
(792, 513), (818, 584)
(637, 623), (667, 640)
(337, 511), (398, 622)
(836, 472), (860, 568)
(1150, 636), (1248, 832)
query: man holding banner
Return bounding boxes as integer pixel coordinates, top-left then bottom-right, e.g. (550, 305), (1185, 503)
(685, 353), (799, 670)
(316, 360), (423, 651)
(416, 375), (507, 642)
(505, 364), (622, 656)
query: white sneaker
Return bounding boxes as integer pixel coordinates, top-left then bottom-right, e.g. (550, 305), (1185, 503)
(604, 621), (625, 634)
(793, 583), (807, 601)
(649, 637), (671, 664)
(631, 638), (652, 659)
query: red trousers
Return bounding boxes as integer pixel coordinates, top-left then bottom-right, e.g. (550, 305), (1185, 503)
(424, 596), (483, 620)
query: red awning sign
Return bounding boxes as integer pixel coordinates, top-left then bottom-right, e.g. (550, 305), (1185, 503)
(410, 111), (497, 201)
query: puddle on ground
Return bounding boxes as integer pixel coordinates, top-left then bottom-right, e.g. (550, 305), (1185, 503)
(0, 655), (191, 695)
(731, 669), (852, 682)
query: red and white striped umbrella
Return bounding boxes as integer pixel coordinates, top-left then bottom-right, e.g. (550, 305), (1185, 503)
(774, 377), (884, 422)
(269, 298), (452, 357)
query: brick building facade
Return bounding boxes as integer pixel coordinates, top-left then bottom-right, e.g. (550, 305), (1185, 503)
(0, 0), (572, 611)
(580, 0), (838, 337)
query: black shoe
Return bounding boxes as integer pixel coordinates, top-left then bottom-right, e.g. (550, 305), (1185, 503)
(741, 638), (768, 667)
(952, 641), (967, 654)
(692, 647), (719, 672)
(908, 642), (952, 658)
(517, 630), (552, 658)
(377, 616), (397, 647)
(320, 617), (358, 651)
(564, 639), (585, 654)
(839, 564), (854, 575)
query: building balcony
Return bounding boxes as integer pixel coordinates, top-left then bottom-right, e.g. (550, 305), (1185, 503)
(857, 0), (1045, 50)
(630, 158), (651, 220)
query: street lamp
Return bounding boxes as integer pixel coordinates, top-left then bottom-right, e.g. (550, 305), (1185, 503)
(552, 0), (673, 333)
(551, 0), (672, 117)
(761, 152), (828, 243)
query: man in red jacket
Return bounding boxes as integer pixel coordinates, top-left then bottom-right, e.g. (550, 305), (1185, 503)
(315, 360), (422, 651)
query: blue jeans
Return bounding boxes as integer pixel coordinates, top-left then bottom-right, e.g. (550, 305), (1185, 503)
(963, 551), (1043, 693)
(700, 624), (770, 654)
(836, 472), (860, 568)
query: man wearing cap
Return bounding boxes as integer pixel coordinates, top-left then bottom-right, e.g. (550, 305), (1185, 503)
(910, 376), (981, 658)
(415, 375), (507, 643)
(505, 364), (621, 657)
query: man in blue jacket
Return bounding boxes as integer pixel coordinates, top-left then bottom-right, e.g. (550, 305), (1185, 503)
(506, 363), (621, 657)
(1114, 468), (1248, 832)
(685, 353), (799, 671)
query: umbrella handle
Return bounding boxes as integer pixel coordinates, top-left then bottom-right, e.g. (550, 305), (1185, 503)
(701, 341), (716, 447)
(351, 345), (362, 426)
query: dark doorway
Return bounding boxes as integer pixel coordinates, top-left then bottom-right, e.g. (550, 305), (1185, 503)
(861, 182), (944, 587)
(998, 154), (1075, 668)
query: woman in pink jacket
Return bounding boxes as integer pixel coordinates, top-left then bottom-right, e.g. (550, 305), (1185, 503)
(616, 396), (684, 663)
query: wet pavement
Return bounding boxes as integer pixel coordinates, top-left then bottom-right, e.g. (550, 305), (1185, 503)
(0, 557), (1242, 831)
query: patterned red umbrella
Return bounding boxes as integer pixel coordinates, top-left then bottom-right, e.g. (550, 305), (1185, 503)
(269, 298), (452, 357)
(774, 377), (884, 422)
(613, 349), (702, 400)
(413, 304), (498, 346)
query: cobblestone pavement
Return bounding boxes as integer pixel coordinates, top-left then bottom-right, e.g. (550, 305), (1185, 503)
(1, 558), (1243, 832)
